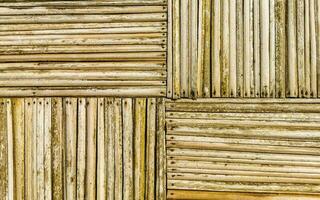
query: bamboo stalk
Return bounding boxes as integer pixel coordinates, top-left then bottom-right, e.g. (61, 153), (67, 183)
(253, 0), (260, 97)
(275, 0), (286, 97)
(229, 0), (237, 97)
(36, 98), (45, 200)
(97, 98), (106, 200)
(310, 0), (318, 97)
(196, 0), (204, 97)
(86, 98), (97, 200)
(0, 13), (167, 24)
(0, 6), (167, 15)
(167, 0), (173, 98)
(122, 98), (134, 199)
(305, 0), (311, 97)
(31, 99), (37, 200)
(0, 99), (8, 199)
(221, 0), (230, 97)
(65, 98), (77, 200)
(317, 0), (320, 97)
(249, 0), (255, 97)
(260, 0), (270, 97)
(134, 98), (146, 200)
(106, 98), (115, 200)
(288, 0), (298, 97)
(6, 99), (14, 200)
(297, 0), (305, 97)
(24, 98), (33, 200)
(212, 0), (221, 97)
(114, 98), (123, 200)
(189, 0), (198, 98)
(44, 98), (52, 200)
(180, 0), (189, 97)
(146, 98), (156, 200)
(172, 0), (180, 99)
(244, 0), (251, 97)
(51, 98), (64, 200)
(156, 98), (166, 200)
(76, 98), (86, 200)
(12, 99), (25, 200)
(236, 0), (244, 97)
(269, 0), (276, 97)
(203, 0), (211, 97)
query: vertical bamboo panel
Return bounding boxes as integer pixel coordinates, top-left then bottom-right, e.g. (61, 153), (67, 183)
(25, 99), (33, 200)
(172, 0), (181, 99)
(229, 0), (237, 97)
(36, 98), (45, 200)
(253, 0), (260, 97)
(203, 0), (211, 97)
(310, 0), (318, 97)
(261, 0), (270, 97)
(180, 0), (189, 98)
(44, 98), (52, 200)
(114, 98), (123, 200)
(221, 0), (230, 97)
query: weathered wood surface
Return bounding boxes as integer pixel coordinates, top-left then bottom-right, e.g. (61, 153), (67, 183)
(0, 0), (167, 97)
(166, 99), (320, 195)
(167, 0), (319, 98)
(0, 97), (165, 199)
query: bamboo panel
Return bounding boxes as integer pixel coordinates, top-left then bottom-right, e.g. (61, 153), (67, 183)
(168, 0), (319, 98)
(166, 99), (320, 195)
(0, 97), (165, 199)
(0, 0), (167, 97)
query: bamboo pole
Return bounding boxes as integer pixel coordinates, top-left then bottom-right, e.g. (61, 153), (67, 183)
(310, 0), (317, 97)
(44, 98), (52, 200)
(97, 98), (106, 200)
(36, 98), (45, 200)
(32, 99), (37, 200)
(305, 0), (311, 97)
(167, 0), (173, 98)
(24, 98), (33, 200)
(76, 98), (86, 200)
(244, 0), (251, 97)
(229, 0), (237, 97)
(275, 0), (286, 98)
(51, 98), (64, 200)
(0, 99), (8, 199)
(269, 0), (276, 97)
(180, 0), (189, 97)
(134, 98), (146, 200)
(65, 98), (77, 200)
(146, 98), (156, 200)
(12, 99), (25, 200)
(172, 0), (181, 99)
(189, 0), (198, 98)
(288, 0), (298, 97)
(114, 98), (123, 200)
(203, 0), (211, 97)
(86, 98), (97, 200)
(106, 98), (115, 200)
(122, 98), (134, 199)
(260, 0), (270, 97)
(297, 0), (305, 97)
(212, 0), (221, 97)
(236, 0), (244, 97)
(221, 0), (230, 97)
(253, 0), (260, 97)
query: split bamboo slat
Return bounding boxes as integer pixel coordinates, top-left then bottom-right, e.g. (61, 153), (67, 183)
(0, 97), (166, 199)
(0, 0), (167, 97)
(166, 99), (320, 197)
(167, 0), (319, 99)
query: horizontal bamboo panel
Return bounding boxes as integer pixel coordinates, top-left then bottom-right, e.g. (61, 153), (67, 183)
(0, 0), (167, 97)
(166, 99), (320, 195)
(167, 0), (320, 99)
(0, 97), (166, 200)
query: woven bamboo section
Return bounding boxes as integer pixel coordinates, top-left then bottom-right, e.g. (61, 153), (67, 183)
(0, 98), (166, 200)
(166, 99), (320, 196)
(167, 0), (320, 99)
(0, 0), (167, 97)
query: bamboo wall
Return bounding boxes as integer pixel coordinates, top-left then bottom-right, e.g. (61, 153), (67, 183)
(0, 0), (320, 200)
